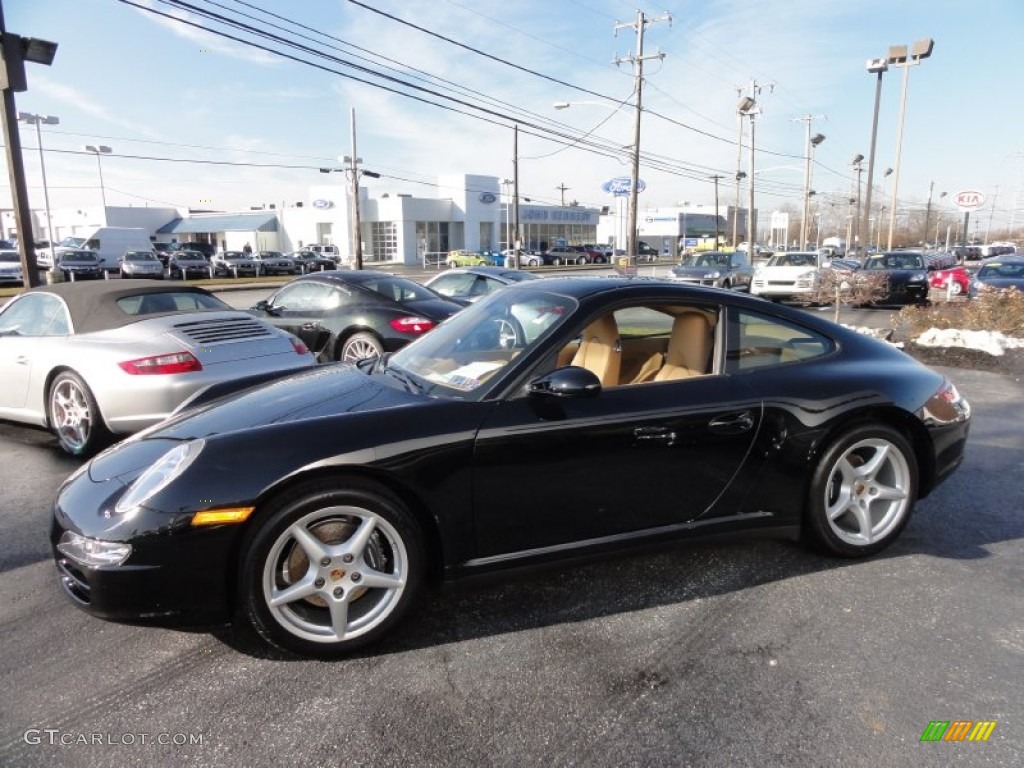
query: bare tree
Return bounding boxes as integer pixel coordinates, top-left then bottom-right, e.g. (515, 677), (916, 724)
(793, 266), (891, 323)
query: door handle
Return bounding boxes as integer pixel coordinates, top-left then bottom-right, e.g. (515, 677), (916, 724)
(633, 426), (677, 446)
(16, 355), (29, 366)
(708, 411), (755, 434)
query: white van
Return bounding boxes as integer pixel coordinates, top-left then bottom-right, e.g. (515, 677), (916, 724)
(39, 227), (153, 272)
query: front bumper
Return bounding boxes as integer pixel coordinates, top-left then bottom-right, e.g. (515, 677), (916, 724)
(51, 472), (240, 626)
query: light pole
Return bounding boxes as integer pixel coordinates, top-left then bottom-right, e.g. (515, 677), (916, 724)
(862, 57), (887, 252)
(18, 112), (58, 253)
(886, 38), (935, 250)
(83, 144), (112, 211)
(501, 178), (512, 252)
(800, 130), (825, 249)
(851, 154), (864, 255)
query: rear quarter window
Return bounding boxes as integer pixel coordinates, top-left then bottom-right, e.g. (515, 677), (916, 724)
(726, 309), (833, 372)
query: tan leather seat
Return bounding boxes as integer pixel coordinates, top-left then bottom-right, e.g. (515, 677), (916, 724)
(571, 315), (621, 387)
(654, 312), (712, 381)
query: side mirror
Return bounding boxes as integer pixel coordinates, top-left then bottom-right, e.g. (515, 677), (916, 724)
(528, 366), (601, 399)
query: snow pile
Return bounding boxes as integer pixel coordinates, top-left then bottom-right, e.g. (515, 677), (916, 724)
(914, 328), (1024, 357)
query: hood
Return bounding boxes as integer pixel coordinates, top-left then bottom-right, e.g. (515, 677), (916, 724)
(153, 364), (420, 441)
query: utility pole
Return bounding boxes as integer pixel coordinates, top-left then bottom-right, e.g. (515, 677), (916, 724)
(614, 10), (670, 258)
(512, 124), (520, 269)
(347, 108), (363, 270)
(709, 174), (723, 248)
(555, 182), (570, 207)
(921, 180), (934, 247)
(740, 79), (773, 252)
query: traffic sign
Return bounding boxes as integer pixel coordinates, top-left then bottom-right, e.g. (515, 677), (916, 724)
(952, 190), (986, 211)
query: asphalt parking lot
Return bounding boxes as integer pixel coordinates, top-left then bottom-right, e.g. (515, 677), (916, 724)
(0, 361), (1020, 767)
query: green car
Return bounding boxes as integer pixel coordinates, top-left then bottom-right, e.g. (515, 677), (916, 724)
(445, 249), (494, 268)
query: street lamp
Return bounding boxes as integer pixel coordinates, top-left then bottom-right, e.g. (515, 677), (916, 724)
(801, 131), (825, 249)
(862, 56), (888, 252)
(886, 38), (935, 250)
(83, 144), (112, 211)
(18, 112), (58, 255)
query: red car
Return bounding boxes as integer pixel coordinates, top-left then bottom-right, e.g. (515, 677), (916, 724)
(929, 265), (970, 296)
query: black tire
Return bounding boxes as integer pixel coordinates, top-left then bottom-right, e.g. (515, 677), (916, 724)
(804, 424), (918, 558)
(47, 370), (111, 457)
(339, 331), (384, 363)
(239, 479), (425, 658)
(551, 256), (562, 266)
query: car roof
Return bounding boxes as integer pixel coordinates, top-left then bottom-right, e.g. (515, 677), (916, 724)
(23, 280), (219, 334)
(294, 269), (408, 285)
(434, 266), (539, 280)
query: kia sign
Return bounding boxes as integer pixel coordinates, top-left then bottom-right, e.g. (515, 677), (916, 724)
(952, 190), (986, 211)
(602, 177), (646, 197)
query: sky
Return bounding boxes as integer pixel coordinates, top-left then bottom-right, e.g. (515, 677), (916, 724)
(5, 0), (1024, 238)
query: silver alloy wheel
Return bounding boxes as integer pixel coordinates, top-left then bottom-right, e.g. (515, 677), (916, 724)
(50, 377), (93, 453)
(262, 506), (408, 644)
(823, 437), (912, 547)
(950, 281), (963, 295)
(341, 334), (382, 362)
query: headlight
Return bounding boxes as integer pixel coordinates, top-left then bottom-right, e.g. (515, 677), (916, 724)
(704, 271), (721, 279)
(797, 270), (816, 280)
(57, 531), (131, 567)
(115, 439), (204, 514)
(910, 272), (926, 282)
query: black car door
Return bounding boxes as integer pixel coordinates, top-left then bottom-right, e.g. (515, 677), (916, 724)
(470, 306), (763, 559)
(256, 281), (339, 360)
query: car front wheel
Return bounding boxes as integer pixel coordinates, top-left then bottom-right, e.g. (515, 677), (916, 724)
(805, 424), (917, 557)
(240, 480), (425, 657)
(47, 371), (111, 456)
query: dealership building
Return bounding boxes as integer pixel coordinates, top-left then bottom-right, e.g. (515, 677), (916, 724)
(9, 172), (755, 263)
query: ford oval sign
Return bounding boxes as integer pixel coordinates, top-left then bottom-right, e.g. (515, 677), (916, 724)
(312, 199), (333, 210)
(601, 177), (646, 197)
(478, 192), (497, 204)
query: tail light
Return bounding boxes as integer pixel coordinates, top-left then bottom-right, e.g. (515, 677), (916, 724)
(290, 337), (310, 355)
(389, 316), (435, 334)
(118, 352), (203, 375)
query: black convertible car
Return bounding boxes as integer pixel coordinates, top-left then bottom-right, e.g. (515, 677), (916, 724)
(51, 278), (970, 658)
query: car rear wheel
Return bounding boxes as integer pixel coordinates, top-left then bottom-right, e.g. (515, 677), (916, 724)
(339, 332), (384, 362)
(47, 371), (111, 457)
(446, 260), (458, 268)
(950, 282), (963, 295)
(240, 480), (425, 657)
(551, 256), (562, 266)
(805, 424), (917, 557)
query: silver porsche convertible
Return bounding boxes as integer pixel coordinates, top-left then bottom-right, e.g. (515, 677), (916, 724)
(0, 280), (315, 455)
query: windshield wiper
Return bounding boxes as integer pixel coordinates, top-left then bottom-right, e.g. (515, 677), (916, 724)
(382, 359), (424, 394)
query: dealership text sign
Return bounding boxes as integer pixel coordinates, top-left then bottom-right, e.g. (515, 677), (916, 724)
(952, 190), (986, 211)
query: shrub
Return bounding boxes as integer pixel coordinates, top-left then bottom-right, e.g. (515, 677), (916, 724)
(896, 288), (1024, 338)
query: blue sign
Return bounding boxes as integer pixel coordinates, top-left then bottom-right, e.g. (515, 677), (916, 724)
(602, 177), (646, 197)
(478, 192), (497, 204)
(312, 199), (332, 210)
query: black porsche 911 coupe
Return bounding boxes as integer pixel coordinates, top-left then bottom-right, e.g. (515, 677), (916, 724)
(51, 277), (971, 658)
(250, 270), (463, 362)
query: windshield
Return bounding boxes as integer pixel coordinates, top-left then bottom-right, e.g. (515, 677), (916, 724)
(125, 251), (157, 261)
(680, 253), (729, 268)
(0, 251), (17, 263)
(62, 251), (98, 263)
(864, 253), (925, 270)
(389, 287), (576, 398)
(116, 291), (230, 316)
(766, 252), (818, 267)
(59, 237), (87, 248)
(979, 263), (1024, 279)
